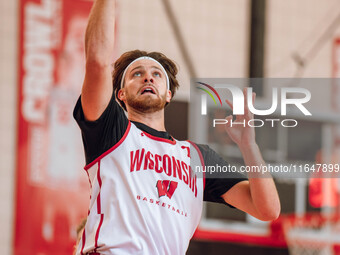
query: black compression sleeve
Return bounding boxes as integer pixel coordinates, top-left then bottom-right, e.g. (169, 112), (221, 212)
(195, 144), (248, 207)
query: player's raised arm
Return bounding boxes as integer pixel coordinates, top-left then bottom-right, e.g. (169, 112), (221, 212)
(81, 0), (116, 121)
(222, 89), (281, 221)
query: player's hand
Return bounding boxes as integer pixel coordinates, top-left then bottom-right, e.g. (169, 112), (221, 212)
(224, 87), (256, 150)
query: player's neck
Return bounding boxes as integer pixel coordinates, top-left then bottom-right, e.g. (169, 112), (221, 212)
(127, 109), (166, 132)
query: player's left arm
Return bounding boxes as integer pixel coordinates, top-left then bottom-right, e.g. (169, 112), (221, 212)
(221, 88), (281, 221)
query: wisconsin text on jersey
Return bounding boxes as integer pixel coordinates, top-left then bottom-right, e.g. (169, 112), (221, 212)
(130, 148), (198, 197)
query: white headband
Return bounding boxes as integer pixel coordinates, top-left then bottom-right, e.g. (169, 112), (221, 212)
(120, 56), (170, 90)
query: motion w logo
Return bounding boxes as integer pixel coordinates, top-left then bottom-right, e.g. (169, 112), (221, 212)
(156, 180), (178, 199)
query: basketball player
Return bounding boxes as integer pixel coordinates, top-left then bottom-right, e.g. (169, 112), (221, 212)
(73, 0), (280, 254)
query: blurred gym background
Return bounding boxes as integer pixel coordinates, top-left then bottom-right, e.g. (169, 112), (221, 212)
(1, 0), (340, 254)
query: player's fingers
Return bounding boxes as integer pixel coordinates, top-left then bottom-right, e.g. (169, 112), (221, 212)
(248, 92), (256, 119)
(225, 99), (233, 110)
(225, 115), (233, 121)
(235, 114), (245, 122)
(243, 87), (250, 116)
(243, 87), (247, 108)
(225, 115), (233, 129)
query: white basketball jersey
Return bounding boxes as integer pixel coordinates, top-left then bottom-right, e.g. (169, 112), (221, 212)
(77, 122), (205, 255)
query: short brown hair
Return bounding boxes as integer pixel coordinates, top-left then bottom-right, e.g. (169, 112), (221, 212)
(112, 50), (180, 110)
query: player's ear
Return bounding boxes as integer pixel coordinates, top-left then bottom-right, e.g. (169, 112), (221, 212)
(118, 88), (125, 101)
(166, 89), (172, 103)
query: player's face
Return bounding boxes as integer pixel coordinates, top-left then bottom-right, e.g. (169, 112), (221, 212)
(119, 59), (171, 113)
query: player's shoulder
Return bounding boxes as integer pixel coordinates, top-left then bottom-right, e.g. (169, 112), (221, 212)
(188, 142), (211, 155)
(174, 140), (207, 149)
(178, 141), (212, 159)
(185, 142), (228, 166)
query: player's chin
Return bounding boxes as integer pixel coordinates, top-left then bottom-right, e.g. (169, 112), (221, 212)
(144, 98), (166, 111)
(129, 97), (166, 113)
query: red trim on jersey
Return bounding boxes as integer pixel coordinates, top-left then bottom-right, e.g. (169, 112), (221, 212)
(94, 161), (104, 251)
(96, 161), (102, 214)
(94, 214), (104, 252)
(84, 121), (132, 170)
(187, 141), (205, 190)
(86, 167), (92, 190)
(83, 161), (104, 253)
(86, 170), (92, 216)
(81, 170), (93, 254)
(80, 226), (86, 255)
(141, 130), (177, 145)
